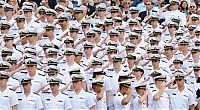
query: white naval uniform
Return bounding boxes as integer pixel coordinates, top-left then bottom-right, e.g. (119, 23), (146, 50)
(114, 92), (130, 110)
(133, 94), (148, 110)
(17, 92), (43, 110)
(150, 88), (170, 110)
(30, 71), (48, 93)
(167, 87), (195, 110)
(0, 87), (18, 109)
(93, 92), (107, 110)
(41, 92), (72, 110)
(67, 89), (96, 110)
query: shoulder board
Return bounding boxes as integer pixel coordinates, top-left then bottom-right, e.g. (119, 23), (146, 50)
(56, 38), (62, 41)
(161, 60), (167, 63)
(12, 77), (19, 81)
(21, 71), (28, 74)
(67, 89), (74, 91)
(43, 91), (51, 94)
(16, 91), (22, 93)
(38, 73), (45, 76)
(160, 67), (168, 73)
(9, 88), (14, 91)
(107, 69), (114, 71)
(78, 32), (83, 34)
(34, 20), (39, 23)
(56, 33), (59, 36)
(106, 75), (113, 78)
(61, 92), (68, 96)
(58, 73), (64, 76)
(33, 92), (39, 95)
(61, 82), (66, 85)
(12, 29), (18, 30)
(187, 88), (193, 93)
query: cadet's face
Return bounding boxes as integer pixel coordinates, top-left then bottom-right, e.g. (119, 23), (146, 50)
(84, 47), (92, 55)
(72, 81), (82, 89)
(92, 84), (101, 93)
(23, 11), (32, 18)
(174, 63), (182, 69)
(155, 80), (164, 88)
(133, 71), (142, 77)
(0, 78), (8, 87)
(70, 31), (78, 38)
(66, 54), (75, 61)
(176, 79), (184, 87)
(110, 35), (118, 41)
(4, 39), (13, 47)
(46, 14), (54, 22)
(26, 35), (35, 43)
(22, 83), (31, 92)
(152, 60), (160, 67)
(26, 65), (36, 73)
(16, 20), (25, 28)
(74, 13), (83, 20)
(97, 10), (105, 16)
(1, 27), (10, 34)
(164, 49), (173, 55)
(50, 83), (59, 92)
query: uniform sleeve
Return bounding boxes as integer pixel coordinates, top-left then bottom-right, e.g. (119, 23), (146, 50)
(35, 95), (44, 110)
(64, 96), (72, 110)
(86, 93), (96, 108)
(114, 95), (124, 105)
(10, 91), (19, 106)
(188, 91), (195, 106)
(104, 77), (112, 91)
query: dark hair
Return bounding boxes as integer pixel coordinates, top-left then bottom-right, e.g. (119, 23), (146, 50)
(180, 1), (188, 12)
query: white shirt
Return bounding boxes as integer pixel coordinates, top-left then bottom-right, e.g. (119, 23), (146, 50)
(41, 92), (72, 110)
(0, 87), (18, 109)
(67, 89), (96, 109)
(133, 94), (147, 110)
(17, 92), (43, 110)
(114, 92), (130, 110)
(150, 88), (170, 110)
(93, 92), (107, 110)
(167, 87), (195, 110)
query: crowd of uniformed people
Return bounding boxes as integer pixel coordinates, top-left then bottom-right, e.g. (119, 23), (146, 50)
(0, 0), (200, 109)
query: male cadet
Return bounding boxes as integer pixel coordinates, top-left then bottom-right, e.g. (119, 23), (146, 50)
(0, 1), (5, 18)
(17, 77), (43, 110)
(133, 82), (148, 110)
(114, 80), (132, 110)
(2, 3), (15, 25)
(67, 74), (96, 110)
(92, 3), (107, 24)
(163, 0), (186, 26)
(57, 12), (70, 38)
(71, 7), (85, 27)
(3, 34), (22, 61)
(150, 75), (169, 110)
(24, 58), (48, 93)
(22, 5), (43, 33)
(0, 72), (18, 110)
(0, 21), (11, 40)
(81, 41), (95, 69)
(41, 78), (72, 110)
(167, 72), (195, 110)
(10, 15), (26, 39)
(25, 27), (44, 55)
(91, 79), (107, 109)
(46, 8), (57, 24)
(43, 24), (62, 48)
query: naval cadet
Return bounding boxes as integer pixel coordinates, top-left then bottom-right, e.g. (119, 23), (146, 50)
(41, 77), (72, 110)
(0, 72), (18, 110)
(17, 76), (43, 110)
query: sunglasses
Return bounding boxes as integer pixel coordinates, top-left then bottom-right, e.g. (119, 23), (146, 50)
(190, 6), (195, 8)
(145, 4), (151, 5)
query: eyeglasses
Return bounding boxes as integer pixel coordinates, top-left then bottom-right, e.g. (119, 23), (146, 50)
(190, 6), (195, 8)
